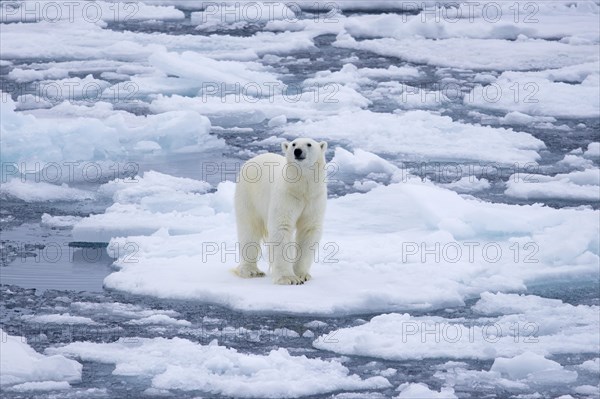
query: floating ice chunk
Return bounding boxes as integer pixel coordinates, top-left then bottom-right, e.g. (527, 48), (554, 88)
(99, 170), (211, 203)
(557, 154), (594, 169)
(305, 64), (421, 90)
(574, 384), (600, 395)
(435, 355), (578, 394)
(293, 1), (444, 11)
(0, 1), (184, 23)
(302, 330), (315, 338)
(1, 94), (222, 164)
(584, 142), (600, 158)
(314, 293), (599, 359)
(42, 74), (111, 102)
(7, 381), (71, 392)
(47, 337), (390, 397)
(467, 68), (600, 118)
(396, 383), (457, 399)
(331, 147), (399, 178)
(284, 110), (545, 163)
(505, 167), (600, 201)
(73, 172), (217, 242)
(330, 147), (401, 192)
(0, 180), (95, 202)
(0, 18), (316, 62)
(15, 94), (53, 111)
(576, 358), (600, 373)
(498, 112), (557, 126)
(472, 292), (563, 316)
(70, 301), (179, 319)
(192, 2), (297, 31)
(21, 314), (98, 325)
(0, 328), (82, 387)
(87, 173), (599, 315)
(304, 320), (328, 329)
(268, 114), (287, 128)
(8, 67), (70, 83)
(490, 352), (577, 384)
(370, 81), (451, 109)
(150, 83), (370, 124)
(341, 3), (599, 43)
(335, 34), (599, 71)
(125, 315), (191, 327)
(120, 50), (284, 98)
(439, 177), (491, 194)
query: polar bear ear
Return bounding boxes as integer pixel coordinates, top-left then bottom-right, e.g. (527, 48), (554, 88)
(281, 142), (290, 153)
(319, 141), (328, 152)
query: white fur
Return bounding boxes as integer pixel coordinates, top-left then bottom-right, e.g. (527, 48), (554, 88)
(234, 138), (328, 285)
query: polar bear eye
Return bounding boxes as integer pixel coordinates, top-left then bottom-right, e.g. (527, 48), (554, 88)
(307, 143), (312, 147)
(292, 143), (296, 147)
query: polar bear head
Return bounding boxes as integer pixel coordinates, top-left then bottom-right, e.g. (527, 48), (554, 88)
(281, 138), (327, 167)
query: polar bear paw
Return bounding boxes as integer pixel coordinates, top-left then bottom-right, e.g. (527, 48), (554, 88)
(274, 275), (304, 285)
(297, 273), (312, 282)
(235, 265), (266, 278)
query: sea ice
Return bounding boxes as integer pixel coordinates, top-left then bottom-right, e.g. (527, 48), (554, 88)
(47, 337), (390, 397)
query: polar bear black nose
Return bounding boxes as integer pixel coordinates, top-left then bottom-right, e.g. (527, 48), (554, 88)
(294, 148), (303, 158)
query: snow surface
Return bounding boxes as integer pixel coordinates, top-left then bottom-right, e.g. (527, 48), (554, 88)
(0, 328), (82, 387)
(47, 338), (390, 398)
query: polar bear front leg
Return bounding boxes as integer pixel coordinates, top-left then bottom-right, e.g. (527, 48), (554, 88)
(293, 226), (321, 282)
(234, 211), (265, 278)
(268, 220), (304, 285)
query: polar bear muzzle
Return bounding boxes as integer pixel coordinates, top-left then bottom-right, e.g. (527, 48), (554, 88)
(294, 148), (305, 160)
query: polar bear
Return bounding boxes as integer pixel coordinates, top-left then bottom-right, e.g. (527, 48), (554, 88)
(234, 138), (328, 285)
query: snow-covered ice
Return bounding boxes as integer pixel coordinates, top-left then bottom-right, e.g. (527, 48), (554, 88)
(66, 172), (600, 315)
